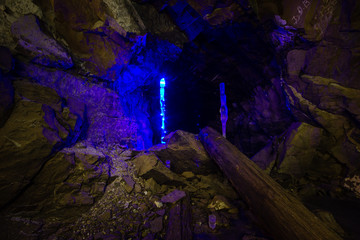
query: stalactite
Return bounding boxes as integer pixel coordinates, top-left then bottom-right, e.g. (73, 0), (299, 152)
(219, 82), (228, 138)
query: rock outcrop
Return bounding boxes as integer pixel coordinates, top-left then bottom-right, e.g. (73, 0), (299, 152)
(0, 79), (84, 208)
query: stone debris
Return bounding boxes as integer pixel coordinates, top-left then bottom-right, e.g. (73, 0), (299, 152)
(182, 171), (195, 179)
(161, 189), (186, 203)
(1, 0), (358, 239)
(208, 195), (232, 210)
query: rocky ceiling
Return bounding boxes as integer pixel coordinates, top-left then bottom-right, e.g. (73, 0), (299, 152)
(1, 0), (360, 239)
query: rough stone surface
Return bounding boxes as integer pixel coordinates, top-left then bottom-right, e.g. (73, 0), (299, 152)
(5, 0), (43, 18)
(253, 122), (346, 181)
(132, 152), (185, 185)
(102, 0), (145, 34)
(0, 0), (360, 239)
(0, 80), (82, 207)
(152, 130), (217, 175)
(0, 9), (15, 50)
(161, 189), (186, 203)
(18, 63), (139, 147)
(53, 0), (135, 80)
(208, 195), (232, 210)
(11, 15), (73, 69)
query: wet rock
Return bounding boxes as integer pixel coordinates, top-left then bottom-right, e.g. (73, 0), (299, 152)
(161, 189), (186, 203)
(152, 130), (217, 175)
(11, 15), (73, 69)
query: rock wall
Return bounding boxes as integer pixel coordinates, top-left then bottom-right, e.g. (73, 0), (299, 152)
(251, 0), (360, 199)
(0, 0), (360, 238)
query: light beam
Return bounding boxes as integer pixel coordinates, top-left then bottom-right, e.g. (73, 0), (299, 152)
(160, 78), (166, 143)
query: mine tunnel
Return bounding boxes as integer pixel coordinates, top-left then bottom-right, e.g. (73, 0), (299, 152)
(1, 0), (360, 239)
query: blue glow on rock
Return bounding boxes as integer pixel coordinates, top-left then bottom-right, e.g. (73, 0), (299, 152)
(160, 78), (166, 143)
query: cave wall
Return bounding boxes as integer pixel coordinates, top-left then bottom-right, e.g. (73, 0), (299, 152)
(0, 0), (360, 237)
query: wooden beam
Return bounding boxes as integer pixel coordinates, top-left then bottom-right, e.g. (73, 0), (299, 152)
(165, 194), (192, 240)
(199, 127), (342, 240)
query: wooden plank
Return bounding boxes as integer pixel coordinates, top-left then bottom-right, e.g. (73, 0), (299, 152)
(199, 127), (342, 240)
(165, 194), (192, 240)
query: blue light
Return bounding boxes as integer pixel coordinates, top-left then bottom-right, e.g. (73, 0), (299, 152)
(160, 78), (166, 143)
(160, 78), (166, 87)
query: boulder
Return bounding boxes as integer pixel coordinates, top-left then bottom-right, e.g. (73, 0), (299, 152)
(132, 152), (185, 185)
(151, 130), (217, 175)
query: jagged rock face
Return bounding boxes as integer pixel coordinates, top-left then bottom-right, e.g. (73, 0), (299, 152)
(17, 63), (140, 147)
(0, 143), (114, 239)
(11, 15), (73, 69)
(0, 80), (84, 207)
(0, 0), (360, 239)
(249, 0), (360, 199)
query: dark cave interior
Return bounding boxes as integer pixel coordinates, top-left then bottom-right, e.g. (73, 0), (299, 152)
(1, 0), (360, 239)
